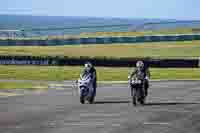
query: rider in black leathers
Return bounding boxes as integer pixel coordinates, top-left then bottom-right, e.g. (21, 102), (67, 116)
(129, 60), (150, 97)
(81, 62), (97, 96)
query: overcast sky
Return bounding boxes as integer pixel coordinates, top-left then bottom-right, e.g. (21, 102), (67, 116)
(1, 0), (200, 20)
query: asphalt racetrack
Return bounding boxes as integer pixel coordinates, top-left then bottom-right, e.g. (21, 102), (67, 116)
(1, 81), (200, 133)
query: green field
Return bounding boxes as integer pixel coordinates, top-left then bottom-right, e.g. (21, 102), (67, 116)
(0, 66), (199, 81)
(0, 41), (200, 58)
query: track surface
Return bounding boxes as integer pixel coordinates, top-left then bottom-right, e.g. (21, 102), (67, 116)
(1, 81), (200, 133)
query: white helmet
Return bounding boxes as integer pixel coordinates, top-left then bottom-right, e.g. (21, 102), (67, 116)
(136, 60), (144, 68)
(84, 62), (92, 69)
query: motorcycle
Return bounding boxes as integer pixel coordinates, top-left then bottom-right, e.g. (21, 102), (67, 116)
(78, 73), (95, 104)
(129, 76), (146, 106)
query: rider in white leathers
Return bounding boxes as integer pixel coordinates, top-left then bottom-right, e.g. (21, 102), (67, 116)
(81, 62), (97, 96)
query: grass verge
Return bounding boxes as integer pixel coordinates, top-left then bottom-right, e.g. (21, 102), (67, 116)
(0, 41), (200, 58)
(0, 66), (199, 81)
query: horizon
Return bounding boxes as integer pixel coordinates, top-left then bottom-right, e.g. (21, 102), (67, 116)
(1, 0), (200, 20)
(0, 13), (172, 20)
(0, 13), (197, 21)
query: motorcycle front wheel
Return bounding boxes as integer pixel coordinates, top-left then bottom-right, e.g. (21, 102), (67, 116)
(80, 96), (85, 104)
(89, 96), (95, 104)
(131, 87), (137, 106)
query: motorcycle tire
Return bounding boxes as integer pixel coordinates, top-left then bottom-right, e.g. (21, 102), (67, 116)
(131, 87), (137, 106)
(132, 95), (137, 106)
(80, 96), (85, 104)
(89, 96), (95, 104)
(139, 98), (145, 105)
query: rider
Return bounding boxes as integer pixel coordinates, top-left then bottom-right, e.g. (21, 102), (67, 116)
(81, 61), (97, 95)
(129, 60), (150, 97)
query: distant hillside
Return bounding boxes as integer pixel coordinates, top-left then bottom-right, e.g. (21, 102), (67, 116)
(134, 21), (200, 31)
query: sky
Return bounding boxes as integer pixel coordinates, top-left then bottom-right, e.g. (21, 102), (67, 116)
(1, 0), (200, 20)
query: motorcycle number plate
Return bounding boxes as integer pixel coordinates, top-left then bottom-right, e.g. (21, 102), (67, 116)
(132, 80), (141, 84)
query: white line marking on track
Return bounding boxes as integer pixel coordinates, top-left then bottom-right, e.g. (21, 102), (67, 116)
(147, 108), (191, 113)
(63, 122), (121, 127)
(144, 122), (171, 125)
(0, 92), (24, 97)
(49, 84), (73, 87)
(54, 87), (66, 90)
(79, 113), (124, 117)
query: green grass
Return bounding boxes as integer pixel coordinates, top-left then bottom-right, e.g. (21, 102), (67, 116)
(0, 65), (199, 81)
(0, 82), (48, 90)
(0, 66), (81, 81)
(0, 41), (200, 58)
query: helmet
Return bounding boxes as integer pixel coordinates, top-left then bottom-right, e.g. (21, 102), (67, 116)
(84, 62), (93, 70)
(136, 60), (144, 69)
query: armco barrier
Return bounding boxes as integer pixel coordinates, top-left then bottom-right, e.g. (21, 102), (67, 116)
(0, 34), (200, 46)
(0, 55), (198, 68)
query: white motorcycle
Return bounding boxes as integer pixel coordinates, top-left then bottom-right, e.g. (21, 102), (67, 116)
(129, 76), (146, 106)
(78, 73), (95, 104)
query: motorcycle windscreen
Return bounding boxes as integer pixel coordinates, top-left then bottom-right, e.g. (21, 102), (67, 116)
(80, 73), (91, 81)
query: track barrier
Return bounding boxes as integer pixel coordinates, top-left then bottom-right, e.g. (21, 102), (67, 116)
(0, 55), (198, 68)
